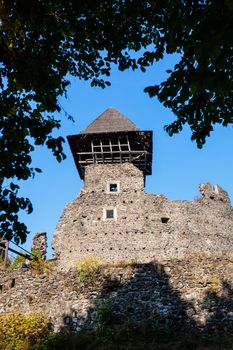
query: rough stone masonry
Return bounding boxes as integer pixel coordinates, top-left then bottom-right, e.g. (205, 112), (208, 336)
(52, 108), (233, 271)
(1, 255), (233, 333)
(52, 163), (233, 271)
(1, 108), (233, 334)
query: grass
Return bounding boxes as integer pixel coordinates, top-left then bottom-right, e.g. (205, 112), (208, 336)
(104, 260), (138, 268)
(76, 256), (103, 285)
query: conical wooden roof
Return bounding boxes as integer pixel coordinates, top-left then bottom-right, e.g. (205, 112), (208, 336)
(80, 108), (139, 134)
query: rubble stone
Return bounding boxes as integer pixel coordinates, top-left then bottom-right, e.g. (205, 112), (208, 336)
(52, 163), (233, 271)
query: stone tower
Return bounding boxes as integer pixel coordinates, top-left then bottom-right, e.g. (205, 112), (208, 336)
(52, 108), (233, 271)
(52, 108), (153, 269)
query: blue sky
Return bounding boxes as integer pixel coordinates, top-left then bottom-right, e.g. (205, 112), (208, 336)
(17, 54), (233, 258)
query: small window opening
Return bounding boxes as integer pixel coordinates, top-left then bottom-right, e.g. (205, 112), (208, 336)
(11, 278), (15, 288)
(103, 207), (117, 221)
(107, 182), (120, 193)
(106, 209), (114, 219)
(161, 217), (170, 224)
(64, 316), (70, 324)
(110, 183), (118, 192)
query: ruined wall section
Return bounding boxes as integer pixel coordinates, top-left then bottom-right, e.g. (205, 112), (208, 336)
(1, 256), (233, 333)
(32, 232), (47, 260)
(52, 163), (148, 270)
(52, 163), (233, 271)
(144, 186), (233, 259)
(0, 267), (79, 332)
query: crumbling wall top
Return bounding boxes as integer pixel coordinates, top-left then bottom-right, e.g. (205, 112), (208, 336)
(31, 232), (47, 260)
(199, 183), (231, 204)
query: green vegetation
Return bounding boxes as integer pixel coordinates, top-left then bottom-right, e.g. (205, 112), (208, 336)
(76, 256), (103, 285)
(1, 1), (232, 244)
(208, 276), (222, 294)
(30, 250), (53, 273)
(35, 327), (233, 350)
(30, 258), (53, 274)
(0, 312), (51, 350)
(2, 314), (233, 350)
(30, 248), (42, 259)
(11, 253), (26, 269)
(10, 249), (52, 273)
(105, 260), (137, 269)
(11, 248), (40, 269)
(1, 311), (233, 350)
(93, 301), (114, 344)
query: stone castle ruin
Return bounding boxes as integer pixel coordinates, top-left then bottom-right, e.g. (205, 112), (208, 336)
(1, 108), (233, 333)
(52, 108), (233, 270)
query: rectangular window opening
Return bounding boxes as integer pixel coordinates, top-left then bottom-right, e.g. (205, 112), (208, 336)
(110, 183), (118, 192)
(106, 209), (114, 219)
(107, 182), (120, 193)
(103, 207), (117, 221)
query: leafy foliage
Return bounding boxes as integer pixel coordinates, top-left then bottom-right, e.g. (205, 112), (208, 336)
(1, 312), (233, 350)
(76, 256), (102, 284)
(30, 248), (42, 259)
(0, 0), (156, 243)
(11, 249), (52, 272)
(20, 322), (233, 350)
(0, 0), (232, 243)
(11, 252), (26, 269)
(30, 257), (53, 274)
(11, 248), (40, 269)
(93, 301), (114, 344)
(0, 312), (51, 350)
(144, 1), (233, 147)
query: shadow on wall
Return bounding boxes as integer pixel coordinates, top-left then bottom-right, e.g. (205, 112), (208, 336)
(202, 280), (233, 332)
(59, 261), (233, 337)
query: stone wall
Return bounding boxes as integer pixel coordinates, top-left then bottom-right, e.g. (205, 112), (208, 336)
(1, 256), (233, 333)
(32, 232), (47, 260)
(52, 163), (233, 271)
(52, 163), (146, 269)
(2, 162), (233, 335)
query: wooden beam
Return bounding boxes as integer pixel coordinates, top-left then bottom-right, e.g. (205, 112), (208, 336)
(0, 242), (35, 261)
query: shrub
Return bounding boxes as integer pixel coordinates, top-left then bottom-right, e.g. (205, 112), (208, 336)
(11, 249), (41, 270)
(105, 260), (137, 269)
(11, 249), (52, 273)
(93, 301), (113, 330)
(31, 259), (53, 274)
(208, 277), (222, 294)
(31, 248), (42, 259)
(0, 312), (51, 350)
(12, 254), (26, 269)
(30, 248), (53, 273)
(76, 256), (102, 284)
(93, 301), (114, 344)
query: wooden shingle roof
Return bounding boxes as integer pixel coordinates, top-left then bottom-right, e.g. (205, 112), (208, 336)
(80, 108), (139, 134)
